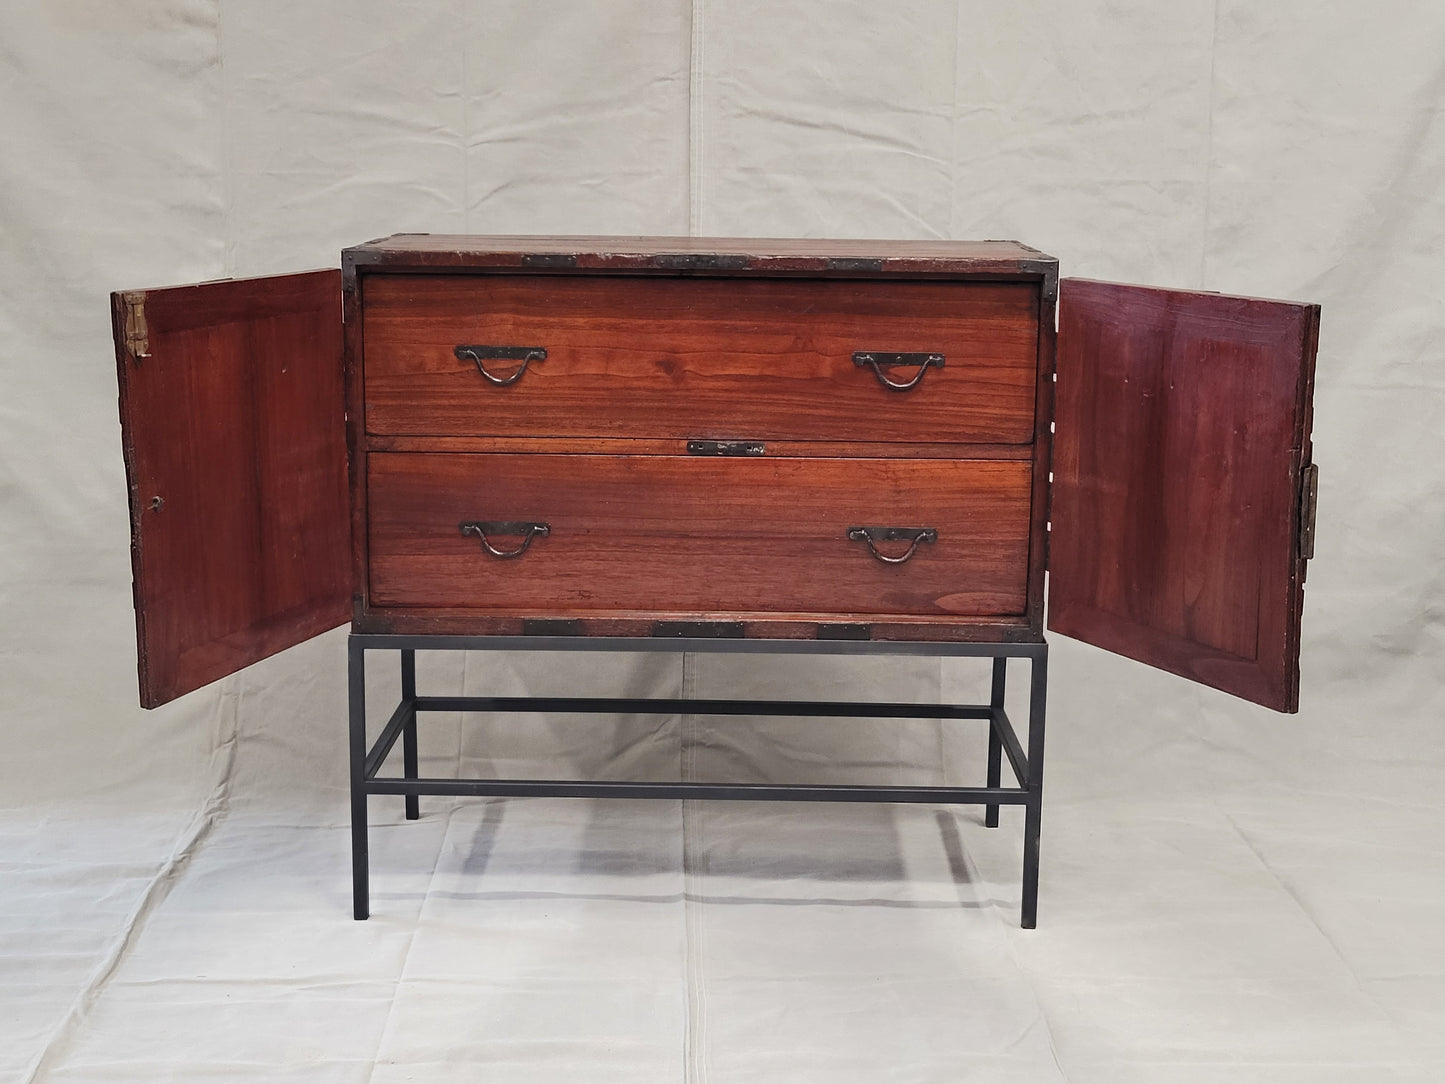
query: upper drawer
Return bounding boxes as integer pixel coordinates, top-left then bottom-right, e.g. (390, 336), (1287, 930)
(361, 275), (1039, 443)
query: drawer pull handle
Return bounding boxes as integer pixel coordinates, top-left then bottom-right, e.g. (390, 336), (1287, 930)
(454, 345), (547, 386)
(852, 351), (945, 391)
(847, 526), (938, 564)
(459, 520), (550, 559)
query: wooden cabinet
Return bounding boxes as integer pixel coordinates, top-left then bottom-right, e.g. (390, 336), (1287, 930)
(112, 236), (1319, 712)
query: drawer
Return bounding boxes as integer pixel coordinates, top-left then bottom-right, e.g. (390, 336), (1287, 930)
(362, 275), (1038, 444)
(366, 453), (1032, 617)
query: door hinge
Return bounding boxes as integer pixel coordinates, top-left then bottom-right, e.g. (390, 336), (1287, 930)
(120, 291), (150, 361)
(1298, 462), (1319, 560)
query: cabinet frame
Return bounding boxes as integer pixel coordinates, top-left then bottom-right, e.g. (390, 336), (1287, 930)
(340, 238), (1058, 644)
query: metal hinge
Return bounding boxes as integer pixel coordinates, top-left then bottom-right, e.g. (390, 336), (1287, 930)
(1298, 462), (1319, 560)
(120, 291), (150, 361)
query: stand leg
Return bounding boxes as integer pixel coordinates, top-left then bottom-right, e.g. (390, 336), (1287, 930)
(985, 657), (1005, 828)
(348, 636), (370, 921)
(1020, 647), (1048, 929)
(401, 649), (419, 821)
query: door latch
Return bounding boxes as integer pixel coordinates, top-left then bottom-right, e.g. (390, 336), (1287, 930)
(1298, 463), (1319, 559)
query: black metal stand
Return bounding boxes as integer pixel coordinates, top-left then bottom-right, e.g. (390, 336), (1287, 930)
(347, 634), (1048, 927)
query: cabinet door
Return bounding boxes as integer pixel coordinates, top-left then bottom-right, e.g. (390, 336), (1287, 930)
(113, 271), (350, 708)
(1049, 278), (1318, 712)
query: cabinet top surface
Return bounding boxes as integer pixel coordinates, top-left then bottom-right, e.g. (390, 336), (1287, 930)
(343, 234), (1057, 275)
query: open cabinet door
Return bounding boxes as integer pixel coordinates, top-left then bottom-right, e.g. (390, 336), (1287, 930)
(1048, 279), (1318, 712)
(112, 271), (350, 708)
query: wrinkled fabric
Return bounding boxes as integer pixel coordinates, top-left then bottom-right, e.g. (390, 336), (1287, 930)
(2, 1), (1444, 1079)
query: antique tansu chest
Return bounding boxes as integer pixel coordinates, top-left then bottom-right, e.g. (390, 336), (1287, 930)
(112, 236), (1319, 926)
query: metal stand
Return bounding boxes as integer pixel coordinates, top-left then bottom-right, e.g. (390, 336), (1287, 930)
(347, 634), (1048, 927)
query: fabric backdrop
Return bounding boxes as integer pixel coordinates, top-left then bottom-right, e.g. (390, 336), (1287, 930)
(2, 2), (1443, 1080)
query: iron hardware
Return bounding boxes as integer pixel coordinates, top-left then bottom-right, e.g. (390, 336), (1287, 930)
(459, 520), (550, 559)
(522, 253), (578, 268)
(651, 621), (746, 637)
(454, 344), (547, 386)
(847, 525), (938, 564)
(686, 439), (766, 456)
(523, 618), (584, 636)
(120, 291), (150, 361)
(1299, 462), (1319, 560)
(654, 253), (750, 271)
(817, 623), (872, 640)
(852, 351), (945, 391)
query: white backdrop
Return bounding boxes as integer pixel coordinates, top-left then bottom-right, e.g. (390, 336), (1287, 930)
(3, 2), (1444, 1080)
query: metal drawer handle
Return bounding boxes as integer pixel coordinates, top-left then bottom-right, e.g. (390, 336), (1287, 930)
(459, 520), (550, 558)
(847, 526), (938, 564)
(454, 345), (547, 386)
(852, 351), (945, 391)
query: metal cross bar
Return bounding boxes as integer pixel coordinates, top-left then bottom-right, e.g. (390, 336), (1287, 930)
(411, 695), (993, 720)
(346, 634), (1049, 927)
(366, 777), (1030, 805)
(990, 706), (1030, 785)
(362, 698), (415, 782)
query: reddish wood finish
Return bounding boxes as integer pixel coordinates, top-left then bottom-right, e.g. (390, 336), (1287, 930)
(346, 238), (1057, 645)
(113, 236), (1327, 714)
(113, 271), (350, 707)
(1048, 279), (1319, 712)
(366, 453), (1032, 618)
(344, 234), (1056, 282)
(361, 275), (1038, 444)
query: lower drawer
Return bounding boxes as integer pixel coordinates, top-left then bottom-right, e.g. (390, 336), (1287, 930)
(366, 453), (1031, 618)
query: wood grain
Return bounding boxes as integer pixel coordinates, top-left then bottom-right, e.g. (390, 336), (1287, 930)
(1048, 279), (1318, 712)
(114, 271), (350, 707)
(361, 275), (1038, 444)
(344, 234), (1057, 282)
(366, 453), (1032, 618)
(363, 435), (1034, 459)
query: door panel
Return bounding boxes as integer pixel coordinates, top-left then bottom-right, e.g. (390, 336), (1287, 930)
(113, 270), (349, 707)
(1049, 279), (1318, 712)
